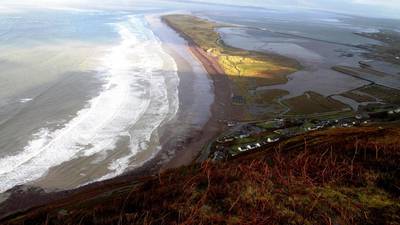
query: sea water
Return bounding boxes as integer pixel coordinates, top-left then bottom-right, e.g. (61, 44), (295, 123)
(0, 9), (179, 192)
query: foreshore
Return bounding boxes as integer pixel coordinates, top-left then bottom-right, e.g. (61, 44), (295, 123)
(0, 14), (234, 217)
(144, 14), (235, 170)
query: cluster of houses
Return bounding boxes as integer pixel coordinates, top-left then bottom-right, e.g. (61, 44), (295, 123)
(305, 118), (362, 131)
(211, 105), (400, 160)
(237, 137), (280, 152)
(388, 108), (400, 115)
(216, 124), (264, 144)
(362, 104), (400, 121)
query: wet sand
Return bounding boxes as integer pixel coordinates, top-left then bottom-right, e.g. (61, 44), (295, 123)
(145, 15), (233, 170)
(161, 41), (232, 169)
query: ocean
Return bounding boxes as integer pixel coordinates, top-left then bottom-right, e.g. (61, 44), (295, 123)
(0, 8), (180, 192)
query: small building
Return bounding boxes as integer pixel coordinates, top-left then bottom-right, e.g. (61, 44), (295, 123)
(217, 137), (234, 143)
(238, 147), (248, 152)
(247, 143), (261, 150)
(227, 121), (236, 127)
(239, 134), (250, 139)
(267, 137), (280, 143)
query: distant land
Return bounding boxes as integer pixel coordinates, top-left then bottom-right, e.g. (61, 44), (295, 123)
(163, 14), (400, 123)
(162, 14), (302, 121)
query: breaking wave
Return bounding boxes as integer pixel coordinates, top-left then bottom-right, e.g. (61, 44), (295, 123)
(0, 15), (179, 193)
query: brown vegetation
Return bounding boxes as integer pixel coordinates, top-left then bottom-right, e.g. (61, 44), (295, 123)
(284, 91), (350, 115)
(360, 85), (400, 105)
(1, 123), (400, 225)
(251, 89), (289, 105)
(341, 91), (376, 103)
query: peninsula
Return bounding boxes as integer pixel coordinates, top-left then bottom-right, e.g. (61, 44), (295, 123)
(162, 14), (302, 120)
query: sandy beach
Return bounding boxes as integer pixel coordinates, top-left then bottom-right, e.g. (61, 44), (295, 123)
(141, 15), (234, 171)
(160, 42), (231, 169)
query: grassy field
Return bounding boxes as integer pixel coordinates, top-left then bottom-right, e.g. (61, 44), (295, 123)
(284, 91), (350, 115)
(359, 85), (400, 104)
(340, 91), (376, 103)
(250, 89), (289, 105)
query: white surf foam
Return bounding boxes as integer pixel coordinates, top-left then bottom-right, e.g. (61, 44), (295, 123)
(0, 15), (179, 193)
(19, 98), (33, 103)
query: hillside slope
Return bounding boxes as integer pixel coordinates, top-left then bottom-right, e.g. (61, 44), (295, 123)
(1, 123), (400, 225)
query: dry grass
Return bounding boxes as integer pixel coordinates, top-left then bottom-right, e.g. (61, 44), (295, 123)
(284, 91), (350, 115)
(162, 14), (300, 81)
(359, 85), (400, 105)
(250, 89), (289, 105)
(341, 91), (376, 103)
(2, 124), (400, 225)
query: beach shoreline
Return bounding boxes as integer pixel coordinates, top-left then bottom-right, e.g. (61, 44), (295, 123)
(160, 14), (244, 169)
(0, 13), (234, 217)
(142, 14), (233, 170)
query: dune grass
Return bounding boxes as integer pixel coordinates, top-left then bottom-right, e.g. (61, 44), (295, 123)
(163, 14), (299, 82)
